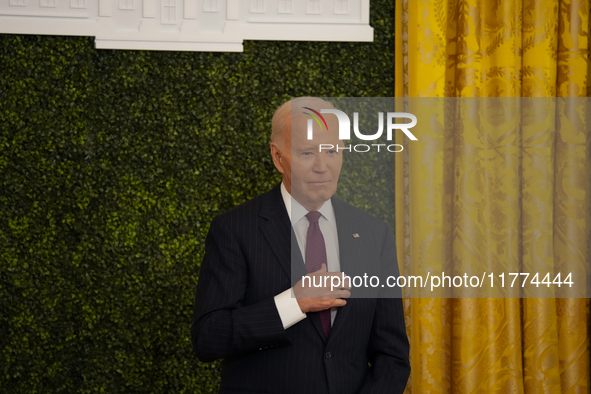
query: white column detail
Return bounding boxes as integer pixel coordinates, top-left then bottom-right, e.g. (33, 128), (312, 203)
(361, 0), (369, 23)
(161, 0), (176, 24)
(70, 0), (86, 8)
(278, 0), (292, 14)
(184, 0), (197, 19)
(143, 0), (155, 17)
(98, 0), (112, 16)
(226, 0), (239, 20)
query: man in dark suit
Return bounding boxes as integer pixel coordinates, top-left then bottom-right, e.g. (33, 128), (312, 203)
(191, 98), (410, 393)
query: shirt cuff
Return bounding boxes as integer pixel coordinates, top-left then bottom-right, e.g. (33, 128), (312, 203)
(274, 288), (307, 329)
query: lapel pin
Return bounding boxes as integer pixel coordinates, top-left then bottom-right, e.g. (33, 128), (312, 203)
(353, 233), (360, 238)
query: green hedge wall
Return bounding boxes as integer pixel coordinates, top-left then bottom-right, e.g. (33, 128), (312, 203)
(0, 2), (395, 392)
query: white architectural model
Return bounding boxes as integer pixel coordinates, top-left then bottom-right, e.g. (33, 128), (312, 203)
(0, 0), (372, 51)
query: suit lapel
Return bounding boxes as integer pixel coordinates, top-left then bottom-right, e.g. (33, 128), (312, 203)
(327, 197), (360, 343)
(259, 187), (365, 343)
(259, 184), (328, 342)
(259, 185), (305, 284)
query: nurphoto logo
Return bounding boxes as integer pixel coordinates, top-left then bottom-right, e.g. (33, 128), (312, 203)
(303, 108), (418, 153)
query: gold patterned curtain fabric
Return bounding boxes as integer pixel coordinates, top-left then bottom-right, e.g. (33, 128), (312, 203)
(395, 0), (590, 393)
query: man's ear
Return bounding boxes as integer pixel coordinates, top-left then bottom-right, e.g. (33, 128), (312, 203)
(270, 142), (285, 175)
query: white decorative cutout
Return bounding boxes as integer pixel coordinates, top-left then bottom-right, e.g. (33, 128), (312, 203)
(118, 0), (133, 10)
(142, 0), (154, 17)
(98, 0), (111, 16)
(226, 0), (239, 20)
(250, 0), (264, 14)
(335, 0), (348, 14)
(306, 0), (320, 14)
(203, 0), (218, 12)
(160, 0), (175, 23)
(40, 0), (57, 8)
(0, 0), (373, 52)
(183, 0), (196, 19)
(278, 0), (292, 14)
(69, 0), (86, 9)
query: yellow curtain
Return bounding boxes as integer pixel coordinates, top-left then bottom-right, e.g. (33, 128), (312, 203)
(395, 0), (590, 393)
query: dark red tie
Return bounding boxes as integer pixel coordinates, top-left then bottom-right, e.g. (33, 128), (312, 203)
(305, 211), (332, 338)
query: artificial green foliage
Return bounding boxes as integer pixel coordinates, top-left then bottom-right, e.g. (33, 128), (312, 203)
(0, 1), (395, 392)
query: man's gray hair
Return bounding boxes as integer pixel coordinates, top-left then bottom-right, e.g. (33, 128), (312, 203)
(271, 97), (335, 149)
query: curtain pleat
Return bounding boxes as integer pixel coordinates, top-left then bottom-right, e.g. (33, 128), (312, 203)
(395, 1), (590, 392)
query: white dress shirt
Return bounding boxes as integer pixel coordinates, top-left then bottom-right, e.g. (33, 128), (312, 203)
(273, 182), (341, 329)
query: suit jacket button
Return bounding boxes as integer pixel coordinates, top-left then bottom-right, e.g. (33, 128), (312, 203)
(325, 352), (332, 359)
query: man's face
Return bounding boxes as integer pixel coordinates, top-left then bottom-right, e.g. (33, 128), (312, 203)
(272, 114), (342, 211)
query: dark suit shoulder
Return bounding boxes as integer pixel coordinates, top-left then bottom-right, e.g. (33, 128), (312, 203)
(215, 192), (265, 220)
(211, 184), (283, 228)
(331, 196), (391, 230)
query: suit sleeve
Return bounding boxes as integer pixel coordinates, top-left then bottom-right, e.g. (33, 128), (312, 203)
(191, 216), (292, 362)
(358, 223), (410, 394)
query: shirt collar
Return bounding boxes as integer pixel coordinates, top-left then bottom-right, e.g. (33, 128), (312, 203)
(280, 182), (335, 225)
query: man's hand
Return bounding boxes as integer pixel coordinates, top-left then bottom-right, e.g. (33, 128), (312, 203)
(293, 264), (352, 313)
